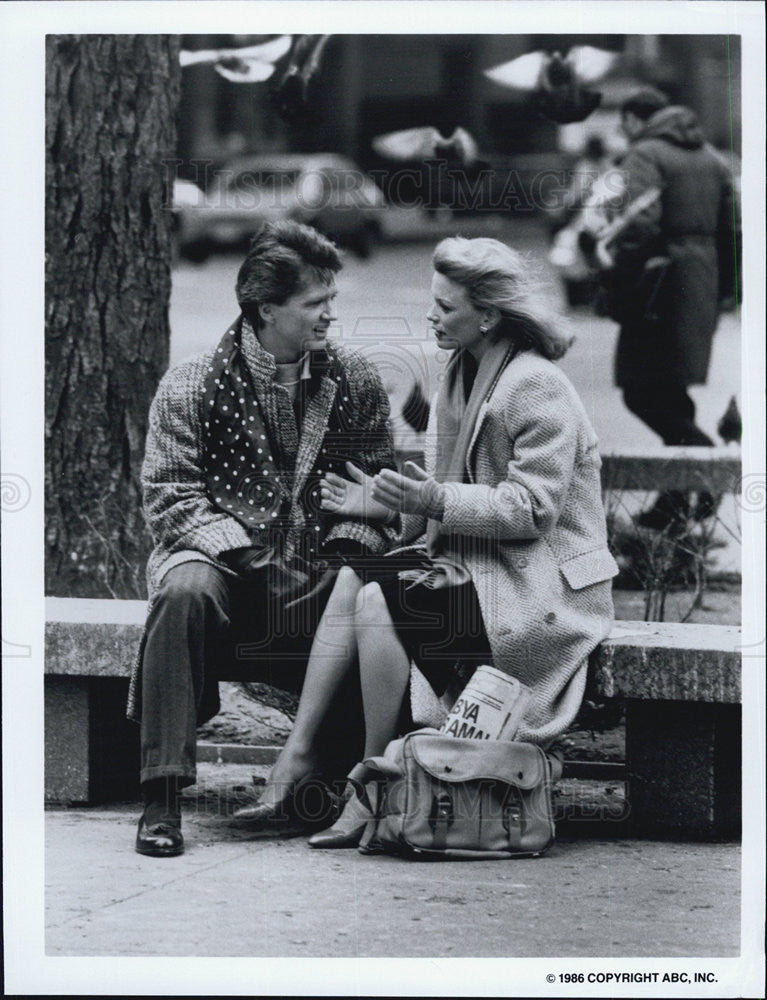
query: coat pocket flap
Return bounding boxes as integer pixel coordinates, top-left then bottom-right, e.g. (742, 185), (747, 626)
(559, 547), (619, 590)
(408, 735), (546, 789)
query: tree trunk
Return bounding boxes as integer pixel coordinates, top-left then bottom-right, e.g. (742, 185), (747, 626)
(45, 35), (180, 598)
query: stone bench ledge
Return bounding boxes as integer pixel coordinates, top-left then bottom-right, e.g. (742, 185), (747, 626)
(45, 598), (742, 703)
(592, 620), (741, 702)
(46, 598), (145, 679)
(600, 446), (741, 493)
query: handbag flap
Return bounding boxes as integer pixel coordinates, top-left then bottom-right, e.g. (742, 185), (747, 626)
(408, 734), (546, 789)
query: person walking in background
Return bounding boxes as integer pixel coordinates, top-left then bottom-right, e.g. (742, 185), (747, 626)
(601, 86), (739, 530)
(128, 221), (397, 857)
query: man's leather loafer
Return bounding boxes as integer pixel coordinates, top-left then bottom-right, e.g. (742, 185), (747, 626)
(135, 816), (184, 857)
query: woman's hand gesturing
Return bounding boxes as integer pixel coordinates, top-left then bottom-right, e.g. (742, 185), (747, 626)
(320, 461), (395, 522)
(372, 461), (446, 518)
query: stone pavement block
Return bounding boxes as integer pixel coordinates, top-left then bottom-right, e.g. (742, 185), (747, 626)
(44, 807), (741, 958)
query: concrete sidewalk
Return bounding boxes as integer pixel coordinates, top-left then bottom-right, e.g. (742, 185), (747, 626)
(46, 766), (740, 959)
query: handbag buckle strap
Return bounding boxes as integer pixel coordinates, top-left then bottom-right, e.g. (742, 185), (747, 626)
(502, 788), (523, 847)
(428, 788), (454, 849)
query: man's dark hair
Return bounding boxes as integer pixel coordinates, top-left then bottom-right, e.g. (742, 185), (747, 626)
(620, 87), (670, 122)
(236, 220), (342, 325)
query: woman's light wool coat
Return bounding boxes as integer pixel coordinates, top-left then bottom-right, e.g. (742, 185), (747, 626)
(410, 349), (618, 745)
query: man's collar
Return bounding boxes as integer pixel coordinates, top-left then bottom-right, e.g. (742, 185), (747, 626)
(239, 315), (331, 384)
(240, 316), (277, 383)
(274, 352), (312, 382)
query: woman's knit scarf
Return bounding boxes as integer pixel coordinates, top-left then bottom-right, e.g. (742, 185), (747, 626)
(427, 336), (521, 557)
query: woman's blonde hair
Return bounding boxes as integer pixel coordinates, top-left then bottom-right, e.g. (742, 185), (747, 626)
(432, 236), (573, 360)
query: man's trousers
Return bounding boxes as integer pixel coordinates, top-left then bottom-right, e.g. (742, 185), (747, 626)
(139, 562), (364, 788)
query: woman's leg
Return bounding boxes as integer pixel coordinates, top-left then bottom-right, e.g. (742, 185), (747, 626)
(355, 581), (412, 758)
(256, 566), (364, 807)
(307, 580), (411, 847)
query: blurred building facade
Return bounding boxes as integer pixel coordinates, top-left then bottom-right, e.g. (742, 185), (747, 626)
(177, 34), (741, 181)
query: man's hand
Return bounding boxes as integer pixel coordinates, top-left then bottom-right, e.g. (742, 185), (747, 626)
(222, 546), (274, 577)
(322, 538), (374, 560)
(371, 462), (446, 518)
(221, 547), (309, 591)
(320, 461), (395, 522)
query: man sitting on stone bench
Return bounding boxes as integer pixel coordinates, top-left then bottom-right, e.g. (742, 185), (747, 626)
(127, 221), (397, 857)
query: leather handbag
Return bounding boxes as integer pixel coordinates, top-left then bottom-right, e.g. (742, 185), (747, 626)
(358, 729), (562, 860)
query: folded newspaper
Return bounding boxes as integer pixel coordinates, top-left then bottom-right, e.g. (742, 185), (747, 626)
(440, 665), (531, 741)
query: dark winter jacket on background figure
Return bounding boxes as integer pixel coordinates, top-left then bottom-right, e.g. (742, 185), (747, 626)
(611, 105), (739, 388)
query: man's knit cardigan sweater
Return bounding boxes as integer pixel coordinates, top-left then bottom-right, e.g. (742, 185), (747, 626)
(126, 321), (396, 722)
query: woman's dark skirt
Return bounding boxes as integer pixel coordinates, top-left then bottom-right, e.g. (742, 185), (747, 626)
(371, 565), (493, 696)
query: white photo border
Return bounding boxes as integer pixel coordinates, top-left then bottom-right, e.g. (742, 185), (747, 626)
(1, 1), (764, 995)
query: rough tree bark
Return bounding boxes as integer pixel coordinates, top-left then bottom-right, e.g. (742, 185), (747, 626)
(45, 36), (180, 598)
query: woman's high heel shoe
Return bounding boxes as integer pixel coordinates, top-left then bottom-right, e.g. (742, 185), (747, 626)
(231, 782), (298, 826)
(307, 764), (374, 849)
(232, 769), (337, 829)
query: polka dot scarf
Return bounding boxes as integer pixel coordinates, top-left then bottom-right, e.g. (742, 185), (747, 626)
(202, 321), (288, 534)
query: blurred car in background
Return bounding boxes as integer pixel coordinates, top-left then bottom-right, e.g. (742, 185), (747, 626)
(171, 178), (206, 260)
(174, 153), (386, 262)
